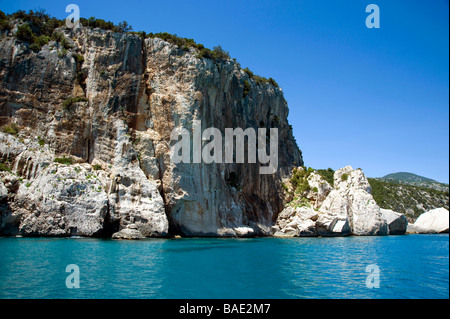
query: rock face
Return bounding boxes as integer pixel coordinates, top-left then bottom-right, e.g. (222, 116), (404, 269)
(0, 180), (7, 201)
(407, 208), (449, 234)
(111, 224), (145, 240)
(380, 209), (408, 235)
(0, 25), (302, 237)
(273, 206), (319, 237)
(318, 166), (388, 236)
(0, 130), (168, 237)
(15, 163), (109, 236)
(274, 166), (389, 236)
(306, 172), (332, 209)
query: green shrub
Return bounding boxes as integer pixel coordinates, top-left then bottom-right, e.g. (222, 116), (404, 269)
(0, 17), (11, 32)
(11, 10), (27, 20)
(29, 43), (40, 52)
(54, 157), (73, 165)
(37, 136), (45, 146)
(195, 45), (230, 61)
(92, 164), (102, 170)
(16, 23), (34, 42)
(51, 31), (64, 43)
(11, 10), (65, 49)
(58, 48), (68, 58)
(115, 21), (133, 33)
(253, 75), (266, 86)
(211, 45), (230, 61)
(34, 34), (50, 46)
(196, 47), (213, 60)
(76, 70), (88, 87)
(252, 75), (280, 88)
(28, 34), (50, 51)
(291, 167), (312, 194)
(1, 123), (20, 136)
(0, 160), (11, 172)
(243, 80), (251, 97)
(84, 17), (115, 31)
(243, 67), (254, 78)
(81, 17), (133, 33)
(45, 17), (64, 33)
(151, 32), (195, 50)
(316, 168), (335, 187)
(60, 36), (72, 50)
(129, 31), (146, 39)
(341, 173), (349, 181)
(62, 96), (87, 110)
(72, 53), (84, 63)
(268, 77), (279, 87)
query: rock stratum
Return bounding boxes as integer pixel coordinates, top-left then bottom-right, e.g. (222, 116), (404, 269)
(0, 23), (302, 237)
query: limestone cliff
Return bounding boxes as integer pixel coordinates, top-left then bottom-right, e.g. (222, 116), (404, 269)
(0, 24), (302, 237)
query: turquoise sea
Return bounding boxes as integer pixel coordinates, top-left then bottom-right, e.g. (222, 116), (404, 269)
(0, 234), (448, 299)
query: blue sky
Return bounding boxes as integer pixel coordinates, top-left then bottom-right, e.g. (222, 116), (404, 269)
(1, 0), (449, 182)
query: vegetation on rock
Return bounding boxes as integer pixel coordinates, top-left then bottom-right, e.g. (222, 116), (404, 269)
(62, 96), (88, 110)
(1, 9), (280, 89)
(1, 123), (20, 136)
(315, 168), (335, 187)
(368, 178), (449, 221)
(54, 157), (73, 165)
(283, 165), (448, 223)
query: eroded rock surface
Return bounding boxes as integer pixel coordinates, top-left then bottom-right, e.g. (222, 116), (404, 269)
(275, 166), (390, 236)
(0, 25), (302, 237)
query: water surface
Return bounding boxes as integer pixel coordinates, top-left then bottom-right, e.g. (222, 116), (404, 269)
(0, 234), (448, 299)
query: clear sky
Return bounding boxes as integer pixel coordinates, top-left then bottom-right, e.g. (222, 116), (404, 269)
(1, 0), (449, 182)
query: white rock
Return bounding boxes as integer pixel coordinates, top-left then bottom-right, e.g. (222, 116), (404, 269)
(319, 166), (388, 236)
(319, 189), (349, 219)
(234, 226), (255, 237)
(411, 208), (449, 234)
(273, 206), (319, 237)
(348, 188), (388, 235)
(306, 172), (332, 208)
(112, 228), (144, 240)
(332, 219), (351, 233)
(105, 119), (169, 237)
(380, 208), (408, 235)
(0, 180), (7, 201)
(315, 214), (351, 236)
(15, 163), (109, 236)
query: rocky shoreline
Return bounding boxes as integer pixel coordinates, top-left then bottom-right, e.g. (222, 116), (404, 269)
(1, 141), (447, 239)
(273, 166), (448, 238)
